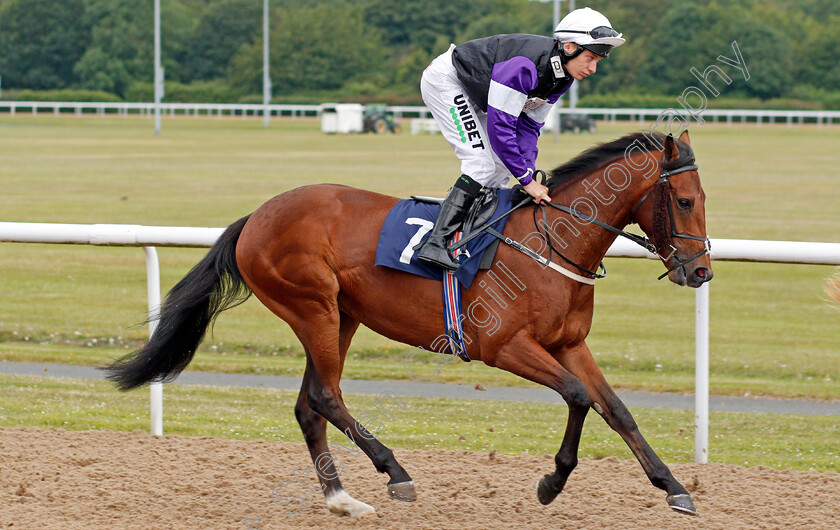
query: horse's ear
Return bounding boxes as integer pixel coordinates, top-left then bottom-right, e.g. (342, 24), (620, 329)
(678, 130), (691, 145)
(663, 133), (680, 161)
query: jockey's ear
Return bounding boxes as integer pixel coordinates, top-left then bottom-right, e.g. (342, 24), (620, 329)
(678, 130), (691, 146)
(663, 133), (680, 162)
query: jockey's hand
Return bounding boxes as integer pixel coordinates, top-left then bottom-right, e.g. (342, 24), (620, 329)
(522, 179), (550, 204)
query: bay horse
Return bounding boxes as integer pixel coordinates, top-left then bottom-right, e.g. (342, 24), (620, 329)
(105, 130), (712, 517)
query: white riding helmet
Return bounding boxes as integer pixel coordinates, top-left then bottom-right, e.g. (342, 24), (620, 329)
(554, 7), (625, 58)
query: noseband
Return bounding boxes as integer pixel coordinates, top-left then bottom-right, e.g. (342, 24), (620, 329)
(538, 150), (710, 281)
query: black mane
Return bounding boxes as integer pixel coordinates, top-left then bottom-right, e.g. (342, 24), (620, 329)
(546, 132), (692, 190)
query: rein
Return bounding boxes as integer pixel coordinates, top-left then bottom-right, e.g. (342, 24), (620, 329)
(519, 151), (709, 283)
(446, 142), (711, 285)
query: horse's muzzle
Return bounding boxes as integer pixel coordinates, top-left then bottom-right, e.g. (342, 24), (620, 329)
(687, 266), (713, 288)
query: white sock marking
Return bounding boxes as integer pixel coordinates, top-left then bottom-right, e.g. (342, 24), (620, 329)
(325, 489), (376, 517)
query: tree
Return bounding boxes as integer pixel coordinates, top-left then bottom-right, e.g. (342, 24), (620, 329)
(0, 0), (834, 103)
(641, 2), (731, 95)
(72, 1), (152, 96)
(581, 0), (659, 95)
(363, 0), (495, 51)
(454, 11), (547, 44)
(228, 3), (387, 95)
(798, 14), (840, 93)
(73, 0), (195, 96)
(0, 0), (90, 89)
(724, 19), (793, 99)
(181, 0), (262, 83)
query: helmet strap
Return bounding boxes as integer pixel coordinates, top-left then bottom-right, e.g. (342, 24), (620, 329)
(559, 41), (585, 62)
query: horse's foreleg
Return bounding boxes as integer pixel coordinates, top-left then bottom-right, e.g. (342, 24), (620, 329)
(536, 399), (589, 505)
(559, 342), (697, 515)
(490, 335), (592, 505)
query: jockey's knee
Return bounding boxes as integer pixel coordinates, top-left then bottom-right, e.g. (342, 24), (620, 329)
(461, 159), (496, 187)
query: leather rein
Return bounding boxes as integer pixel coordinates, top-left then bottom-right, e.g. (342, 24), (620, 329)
(532, 152), (711, 283)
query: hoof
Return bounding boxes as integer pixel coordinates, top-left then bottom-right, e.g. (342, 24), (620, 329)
(388, 481), (417, 502)
(536, 475), (559, 506)
(666, 493), (698, 516)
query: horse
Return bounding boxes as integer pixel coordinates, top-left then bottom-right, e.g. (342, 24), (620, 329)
(104, 130), (713, 517)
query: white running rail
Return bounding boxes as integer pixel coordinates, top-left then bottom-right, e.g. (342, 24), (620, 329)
(2, 101), (838, 126)
(1, 222), (839, 460)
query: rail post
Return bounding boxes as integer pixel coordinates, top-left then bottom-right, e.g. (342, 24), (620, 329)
(143, 247), (163, 436)
(695, 282), (709, 463)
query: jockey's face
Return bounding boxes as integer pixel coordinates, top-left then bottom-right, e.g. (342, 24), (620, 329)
(562, 42), (604, 80)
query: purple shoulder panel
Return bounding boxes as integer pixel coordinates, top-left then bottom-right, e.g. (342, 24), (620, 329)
(487, 107), (531, 181)
(490, 56), (539, 93)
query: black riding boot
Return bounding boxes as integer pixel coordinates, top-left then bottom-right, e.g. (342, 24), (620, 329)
(416, 175), (482, 270)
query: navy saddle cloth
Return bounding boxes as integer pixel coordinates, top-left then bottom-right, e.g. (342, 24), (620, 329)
(374, 188), (518, 289)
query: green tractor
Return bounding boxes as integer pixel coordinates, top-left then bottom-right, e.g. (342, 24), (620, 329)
(363, 104), (401, 134)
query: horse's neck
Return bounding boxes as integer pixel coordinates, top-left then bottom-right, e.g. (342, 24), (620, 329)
(541, 163), (655, 270)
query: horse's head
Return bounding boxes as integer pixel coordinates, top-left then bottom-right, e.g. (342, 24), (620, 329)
(633, 131), (713, 288)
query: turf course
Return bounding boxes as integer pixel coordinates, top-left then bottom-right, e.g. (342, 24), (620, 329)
(1, 116), (838, 402)
(2, 374), (837, 472)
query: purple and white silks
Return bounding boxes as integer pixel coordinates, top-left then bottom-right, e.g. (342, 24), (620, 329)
(487, 57), (566, 185)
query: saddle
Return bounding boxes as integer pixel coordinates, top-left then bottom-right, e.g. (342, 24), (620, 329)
(374, 187), (525, 288)
(412, 187), (501, 236)
(410, 189), (504, 362)
(414, 186), (534, 262)
(412, 188), (503, 268)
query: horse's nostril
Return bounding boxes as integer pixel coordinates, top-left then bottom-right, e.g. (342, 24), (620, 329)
(694, 268), (713, 283)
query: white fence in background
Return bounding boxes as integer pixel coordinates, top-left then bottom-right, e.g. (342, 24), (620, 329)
(553, 107), (840, 126)
(1, 221), (839, 461)
(2, 101), (839, 126)
(0, 101), (321, 119)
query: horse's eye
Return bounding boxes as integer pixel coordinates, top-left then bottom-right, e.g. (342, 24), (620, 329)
(677, 198), (693, 210)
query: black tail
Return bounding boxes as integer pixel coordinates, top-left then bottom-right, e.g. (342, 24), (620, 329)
(103, 215), (252, 391)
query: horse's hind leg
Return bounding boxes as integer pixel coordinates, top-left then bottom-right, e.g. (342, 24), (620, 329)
(304, 354), (415, 502)
(243, 253), (414, 509)
(559, 342), (697, 515)
(295, 358), (375, 516)
(296, 310), (415, 507)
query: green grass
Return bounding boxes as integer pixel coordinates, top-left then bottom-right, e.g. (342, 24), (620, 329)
(1, 116), (838, 399)
(3, 116), (838, 236)
(0, 374), (837, 472)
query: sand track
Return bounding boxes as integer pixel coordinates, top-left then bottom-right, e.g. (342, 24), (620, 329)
(1, 427), (837, 529)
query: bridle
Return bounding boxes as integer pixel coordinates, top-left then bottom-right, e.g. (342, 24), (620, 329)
(629, 154), (711, 280)
(536, 148), (711, 281)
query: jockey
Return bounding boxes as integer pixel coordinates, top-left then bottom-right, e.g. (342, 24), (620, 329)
(416, 7), (625, 270)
